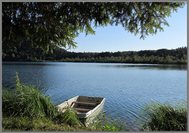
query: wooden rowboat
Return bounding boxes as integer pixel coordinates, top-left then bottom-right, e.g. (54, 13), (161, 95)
(57, 96), (105, 126)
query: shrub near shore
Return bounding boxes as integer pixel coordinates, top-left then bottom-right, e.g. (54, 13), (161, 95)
(142, 103), (187, 131)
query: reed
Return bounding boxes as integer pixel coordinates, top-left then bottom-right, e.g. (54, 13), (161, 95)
(142, 103), (187, 131)
(2, 72), (83, 131)
(61, 107), (82, 126)
(2, 72), (122, 131)
(3, 72), (59, 119)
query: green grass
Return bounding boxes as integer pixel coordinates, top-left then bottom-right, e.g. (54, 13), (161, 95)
(3, 73), (59, 120)
(4, 75), (186, 131)
(142, 103), (187, 131)
(3, 73), (123, 131)
(2, 116), (93, 131)
(61, 107), (82, 126)
(3, 73), (187, 131)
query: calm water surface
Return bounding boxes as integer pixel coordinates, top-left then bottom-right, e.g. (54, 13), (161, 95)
(3, 62), (187, 131)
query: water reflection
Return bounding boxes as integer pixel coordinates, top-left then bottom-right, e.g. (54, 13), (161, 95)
(99, 64), (187, 70)
(3, 62), (187, 70)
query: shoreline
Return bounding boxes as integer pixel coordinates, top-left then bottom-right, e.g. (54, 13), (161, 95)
(2, 60), (187, 66)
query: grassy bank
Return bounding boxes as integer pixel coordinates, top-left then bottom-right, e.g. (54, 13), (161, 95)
(2, 73), (122, 131)
(142, 103), (187, 131)
(3, 117), (90, 131)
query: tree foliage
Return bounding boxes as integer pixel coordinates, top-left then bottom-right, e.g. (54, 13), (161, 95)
(3, 2), (184, 55)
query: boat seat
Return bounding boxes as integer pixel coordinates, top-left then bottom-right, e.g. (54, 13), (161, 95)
(74, 107), (91, 112)
(73, 101), (97, 106)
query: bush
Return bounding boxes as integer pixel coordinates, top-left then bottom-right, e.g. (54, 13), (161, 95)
(142, 103), (187, 131)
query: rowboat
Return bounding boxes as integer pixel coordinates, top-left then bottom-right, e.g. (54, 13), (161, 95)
(57, 96), (105, 126)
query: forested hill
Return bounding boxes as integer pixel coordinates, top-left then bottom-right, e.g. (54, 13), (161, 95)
(3, 47), (187, 64)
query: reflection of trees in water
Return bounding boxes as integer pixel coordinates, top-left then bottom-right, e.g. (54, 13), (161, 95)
(100, 64), (187, 70)
(140, 65), (186, 70)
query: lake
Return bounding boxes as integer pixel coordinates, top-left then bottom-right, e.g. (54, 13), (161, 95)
(2, 62), (187, 131)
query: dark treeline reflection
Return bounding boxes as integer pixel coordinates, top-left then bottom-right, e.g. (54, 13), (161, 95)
(3, 62), (187, 71)
(3, 47), (187, 65)
(99, 64), (187, 70)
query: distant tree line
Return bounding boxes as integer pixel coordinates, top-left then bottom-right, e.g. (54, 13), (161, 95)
(3, 46), (187, 64)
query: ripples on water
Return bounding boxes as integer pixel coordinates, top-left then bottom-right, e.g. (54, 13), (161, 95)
(2, 62), (187, 131)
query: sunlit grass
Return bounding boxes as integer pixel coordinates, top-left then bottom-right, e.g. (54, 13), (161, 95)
(2, 72), (123, 131)
(3, 73), (59, 119)
(2, 116), (91, 131)
(3, 73), (187, 131)
(142, 103), (187, 131)
(61, 107), (82, 126)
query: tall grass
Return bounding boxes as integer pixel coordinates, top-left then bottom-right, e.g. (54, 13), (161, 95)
(3, 73), (186, 131)
(142, 103), (187, 131)
(3, 73), (123, 131)
(2, 117), (89, 131)
(2, 72), (84, 131)
(61, 107), (82, 126)
(3, 72), (59, 119)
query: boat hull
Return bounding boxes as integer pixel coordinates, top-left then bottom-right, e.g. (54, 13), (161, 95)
(57, 96), (105, 126)
(80, 99), (105, 126)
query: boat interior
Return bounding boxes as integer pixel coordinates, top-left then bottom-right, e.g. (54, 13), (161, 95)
(71, 96), (103, 113)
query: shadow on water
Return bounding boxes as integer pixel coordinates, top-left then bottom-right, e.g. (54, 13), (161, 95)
(3, 61), (67, 66)
(3, 62), (187, 70)
(99, 64), (187, 70)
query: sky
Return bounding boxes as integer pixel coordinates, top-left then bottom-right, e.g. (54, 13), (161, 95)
(71, 4), (187, 52)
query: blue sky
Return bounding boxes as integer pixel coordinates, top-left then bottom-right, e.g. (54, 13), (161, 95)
(71, 4), (187, 52)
